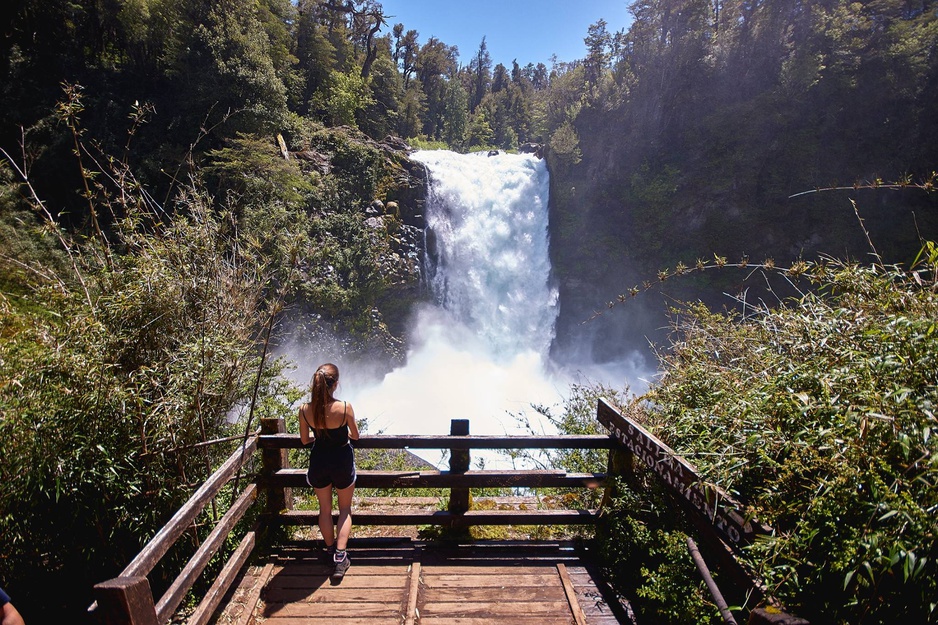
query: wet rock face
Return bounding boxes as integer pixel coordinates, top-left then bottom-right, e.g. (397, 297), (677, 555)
(519, 142), (544, 158)
(390, 158), (428, 231)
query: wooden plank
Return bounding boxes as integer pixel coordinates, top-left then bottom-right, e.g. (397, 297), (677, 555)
(422, 573), (560, 588)
(420, 619), (574, 625)
(261, 418), (292, 514)
(420, 602), (573, 617)
(421, 566), (560, 576)
(557, 564), (587, 625)
(575, 587), (621, 618)
(260, 433), (615, 450)
(449, 419), (471, 514)
(272, 564), (412, 577)
(235, 562), (274, 625)
(270, 469), (606, 489)
(121, 436), (258, 578)
(273, 549), (418, 562)
(155, 483), (258, 623)
(267, 575), (408, 590)
(597, 398), (770, 545)
(263, 587), (405, 603)
(278, 509), (600, 526)
(264, 614), (401, 625)
(426, 587), (566, 603)
(404, 562), (421, 625)
(187, 529), (255, 625)
(264, 602), (402, 618)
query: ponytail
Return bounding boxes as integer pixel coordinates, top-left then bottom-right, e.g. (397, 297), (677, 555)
(309, 363), (339, 437)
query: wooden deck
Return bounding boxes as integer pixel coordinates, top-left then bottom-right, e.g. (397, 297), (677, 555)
(214, 538), (633, 625)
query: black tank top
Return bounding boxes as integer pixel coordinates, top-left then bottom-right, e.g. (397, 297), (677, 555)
(309, 401), (349, 449)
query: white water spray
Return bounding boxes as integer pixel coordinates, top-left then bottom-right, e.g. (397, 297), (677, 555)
(346, 151), (562, 442)
(421, 151), (558, 358)
(282, 150), (645, 465)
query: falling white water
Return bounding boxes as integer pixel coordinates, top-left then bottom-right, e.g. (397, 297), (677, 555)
(344, 150), (563, 449)
(421, 151), (558, 359)
(279, 150), (646, 467)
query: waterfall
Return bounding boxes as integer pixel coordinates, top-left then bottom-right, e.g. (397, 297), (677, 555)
(416, 150), (558, 360)
(344, 150), (563, 441)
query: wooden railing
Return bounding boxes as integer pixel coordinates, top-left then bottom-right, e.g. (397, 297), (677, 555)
(259, 417), (613, 528)
(91, 432), (261, 625)
(91, 401), (804, 625)
(91, 416), (615, 624)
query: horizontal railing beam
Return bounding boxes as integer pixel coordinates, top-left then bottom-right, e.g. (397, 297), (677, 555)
(120, 436), (258, 579)
(259, 433), (617, 450)
(154, 483), (258, 623)
(186, 529), (257, 625)
(277, 509), (600, 526)
(268, 469), (606, 489)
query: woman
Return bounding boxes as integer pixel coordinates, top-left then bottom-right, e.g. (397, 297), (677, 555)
(299, 363), (360, 579)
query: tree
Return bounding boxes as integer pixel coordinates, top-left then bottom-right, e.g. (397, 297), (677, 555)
(310, 69), (374, 127)
(414, 36), (458, 139)
(397, 83), (426, 139)
(468, 37), (492, 111)
(584, 18), (612, 89)
(392, 24), (420, 88)
(492, 62), (509, 93)
(362, 51), (403, 138)
(441, 78), (469, 146)
(296, 0), (339, 112)
(466, 105), (494, 148)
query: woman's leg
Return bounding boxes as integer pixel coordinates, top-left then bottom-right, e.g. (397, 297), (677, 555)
(334, 483), (355, 551)
(314, 486), (335, 547)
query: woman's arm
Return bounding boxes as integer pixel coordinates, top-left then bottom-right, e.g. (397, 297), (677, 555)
(346, 402), (360, 441)
(299, 404), (311, 446)
(2, 601), (26, 625)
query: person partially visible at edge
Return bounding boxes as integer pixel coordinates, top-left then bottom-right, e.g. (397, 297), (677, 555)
(0, 587), (26, 625)
(299, 363), (360, 581)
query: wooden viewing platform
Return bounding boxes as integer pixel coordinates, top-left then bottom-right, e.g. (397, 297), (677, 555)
(215, 538), (628, 625)
(90, 400), (802, 625)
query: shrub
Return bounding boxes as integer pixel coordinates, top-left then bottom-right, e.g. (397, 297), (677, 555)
(639, 256), (938, 623)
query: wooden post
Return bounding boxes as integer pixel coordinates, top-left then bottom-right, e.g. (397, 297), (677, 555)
(601, 445), (634, 510)
(93, 576), (159, 625)
(448, 419), (470, 515)
(261, 418), (292, 514)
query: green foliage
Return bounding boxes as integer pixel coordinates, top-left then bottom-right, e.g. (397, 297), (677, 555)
(548, 121), (581, 166)
(204, 121), (423, 358)
(628, 162), (680, 254)
(518, 381), (715, 622)
(600, 481), (715, 625)
(309, 69), (374, 128)
(465, 106), (495, 150)
(406, 136), (450, 151)
(0, 151), (290, 618)
(639, 257), (938, 623)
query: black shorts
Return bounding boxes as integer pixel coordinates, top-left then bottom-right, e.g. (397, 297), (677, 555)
(306, 442), (356, 490)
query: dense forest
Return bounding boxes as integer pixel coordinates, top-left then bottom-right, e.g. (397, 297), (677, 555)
(1, 0), (937, 623)
(546, 0), (938, 363)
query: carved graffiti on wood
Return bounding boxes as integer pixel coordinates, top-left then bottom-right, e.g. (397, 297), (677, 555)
(597, 398), (771, 546)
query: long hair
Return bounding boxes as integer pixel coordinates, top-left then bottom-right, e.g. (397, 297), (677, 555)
(309, 363), (339, 437)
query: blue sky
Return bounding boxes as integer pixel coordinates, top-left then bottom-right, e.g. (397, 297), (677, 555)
(377, 0), (635, 69)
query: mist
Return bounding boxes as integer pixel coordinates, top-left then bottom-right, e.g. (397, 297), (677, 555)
(277, 150), (650, 467)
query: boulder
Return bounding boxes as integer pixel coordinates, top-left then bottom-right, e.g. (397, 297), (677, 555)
(519, 142), (544, 158)
(381, 135), (412, 152)
(293, 149), (331, 174)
